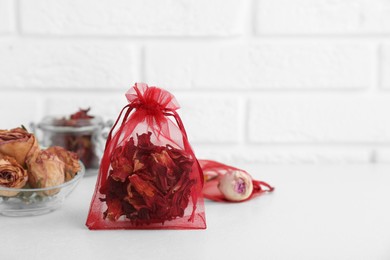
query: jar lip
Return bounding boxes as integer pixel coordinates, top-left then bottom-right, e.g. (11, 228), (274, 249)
(37, 115), (104, 133)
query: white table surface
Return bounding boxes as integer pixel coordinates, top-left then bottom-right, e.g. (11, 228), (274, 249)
(1, 164), (390, 260)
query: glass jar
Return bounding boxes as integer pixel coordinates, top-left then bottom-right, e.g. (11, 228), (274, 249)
(31, 116), (110, 174)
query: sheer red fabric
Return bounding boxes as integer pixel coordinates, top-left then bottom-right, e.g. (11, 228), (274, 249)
(200, 160), (274, 202)
(86, 83), (206, 229)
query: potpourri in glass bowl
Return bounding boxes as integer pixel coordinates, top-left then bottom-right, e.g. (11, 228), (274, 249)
(0, 127), (85, 216)
(0, 162), (85, 217)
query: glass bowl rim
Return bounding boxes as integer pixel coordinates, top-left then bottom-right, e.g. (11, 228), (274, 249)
(0, 161), (85, 193)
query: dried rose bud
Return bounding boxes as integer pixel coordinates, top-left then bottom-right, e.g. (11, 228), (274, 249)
(0, 127), (39, 167)
(26, 149), (65, 196)
(0, 155), (28, 197)
(218, 170), (253, 202)
(46, 146), (81, 182)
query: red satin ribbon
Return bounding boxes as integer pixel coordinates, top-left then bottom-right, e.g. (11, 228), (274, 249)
(200, 159), (274, 202)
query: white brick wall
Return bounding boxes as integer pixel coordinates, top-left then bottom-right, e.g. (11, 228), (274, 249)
(381, 45), (390, 89)
(0, 0), (389, 164)
(146, 44), (373, 89)
(0, 0), (13, 34)
(0, 40), (136, 89)
(256, 0), (390, 34)
(249, 95), (390, 143)
(20, 0), (246, 36)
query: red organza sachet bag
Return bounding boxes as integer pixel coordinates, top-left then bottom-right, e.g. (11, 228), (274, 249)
(200, 160), (274, 202)
(86, 83), (206, 229)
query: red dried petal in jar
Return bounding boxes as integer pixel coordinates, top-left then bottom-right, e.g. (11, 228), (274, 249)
(70, 108), (94, 120)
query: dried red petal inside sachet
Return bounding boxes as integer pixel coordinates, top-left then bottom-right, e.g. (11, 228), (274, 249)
(100, 132), (195, 225)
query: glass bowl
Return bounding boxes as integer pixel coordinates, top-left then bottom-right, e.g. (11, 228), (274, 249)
(0, 162), (85, 217)
(31, 116), (111, 174)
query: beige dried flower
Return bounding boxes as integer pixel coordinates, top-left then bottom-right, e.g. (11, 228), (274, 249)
(0, 154), (28, 197)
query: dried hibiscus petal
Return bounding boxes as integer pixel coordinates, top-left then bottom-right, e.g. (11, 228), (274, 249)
(104, 198), (123, 221)
(51, 108), (99, 169)
(101, 132), (196, 225)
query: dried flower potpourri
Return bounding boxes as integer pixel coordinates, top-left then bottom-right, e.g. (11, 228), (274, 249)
(0, 127), (38, 167)
(200, 160), (274, 202)
(0, 127), (81, 197)
(50, 108), (99, 169)
(0, 155), (28, 197)
(86, 83), (206, 230)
